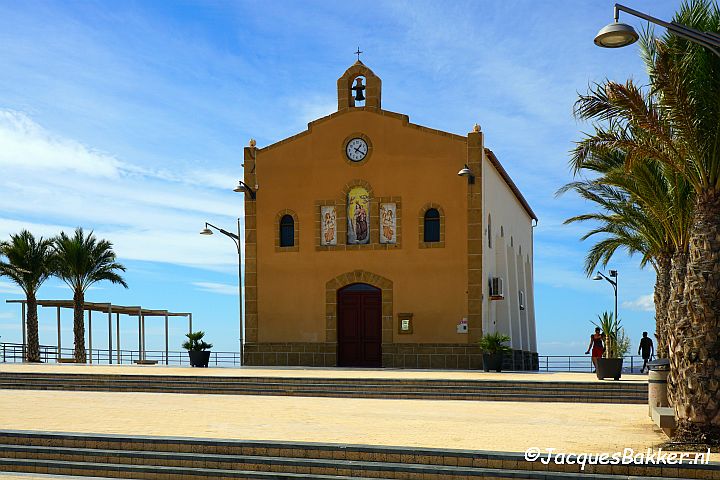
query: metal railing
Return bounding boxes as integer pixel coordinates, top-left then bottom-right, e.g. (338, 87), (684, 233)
(1, 343), (647, 373)
(0, 342), (241, 366)
(537, 355), (647, 373)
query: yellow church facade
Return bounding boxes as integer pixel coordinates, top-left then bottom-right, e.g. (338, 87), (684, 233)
(242, 61), (538, 370)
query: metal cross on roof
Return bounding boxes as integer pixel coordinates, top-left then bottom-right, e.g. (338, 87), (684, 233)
(354, 47), (362, 61)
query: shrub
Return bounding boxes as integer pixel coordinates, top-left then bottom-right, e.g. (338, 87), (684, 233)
(182, 331), (213, 351)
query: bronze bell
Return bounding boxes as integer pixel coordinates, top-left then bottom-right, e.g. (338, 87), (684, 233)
(351, 77), (365, 102)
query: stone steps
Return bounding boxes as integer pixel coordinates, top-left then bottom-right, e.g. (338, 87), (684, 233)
(0, 431), (715, 480)
(0, 372), (648, 404)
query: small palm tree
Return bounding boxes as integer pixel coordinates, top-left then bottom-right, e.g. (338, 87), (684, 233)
(0, 231), (55, 362)
(53, 228), (127, 363)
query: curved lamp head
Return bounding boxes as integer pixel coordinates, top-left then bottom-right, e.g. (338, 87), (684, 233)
(457, 165), (474, 177)
(594, 22), (639, 48)
(592, 273), (603, 281)
(457, 164), (475, 185)
(233, 180), (257, 199)
(199, 227), (213, 235)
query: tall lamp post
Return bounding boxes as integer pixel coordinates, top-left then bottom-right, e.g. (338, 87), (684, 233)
(594, 3), (720, 58)
(200, 219), (244, 365)
(593, 270), (619, 349)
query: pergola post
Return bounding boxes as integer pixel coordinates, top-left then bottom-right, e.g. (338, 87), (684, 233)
(21, 302), (26, 362)
(141, 314), (146, 361)
(137, 314), (141, 362)
(88, 310), (93, 364)
(56, 306), (61, 360)
(189, 313), (192, 334)
(107, 305), (113, 365)
(164, 313), (169, 365)
(116, 312), (120, 364)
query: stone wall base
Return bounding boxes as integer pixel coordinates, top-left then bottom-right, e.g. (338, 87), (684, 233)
(243, 343), (336, 367)
(244, 343), (538, 371)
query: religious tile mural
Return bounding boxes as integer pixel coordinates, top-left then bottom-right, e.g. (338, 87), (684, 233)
(379, 202), (397, 244)
(347, 186), (370, 244)
(321, 206), (337, 246)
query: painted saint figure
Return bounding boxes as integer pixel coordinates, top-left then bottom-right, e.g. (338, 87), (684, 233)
(323, 211), (336, 244)
(381, 207), (394, 242)
(379, 202), (397, 244)
(354, 202), (368, 242)
(347, 186), (370, 244)
(320, 206), (337, 246)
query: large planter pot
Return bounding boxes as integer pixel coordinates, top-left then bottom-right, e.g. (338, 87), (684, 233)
(188, 351), (211, 368)
(596, 357), (623, 380)
(482, 352), (504, 372)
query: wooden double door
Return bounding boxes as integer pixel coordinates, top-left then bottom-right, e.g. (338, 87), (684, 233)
(337, 283), (382, 367)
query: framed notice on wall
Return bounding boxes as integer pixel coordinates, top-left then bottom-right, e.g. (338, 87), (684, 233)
(398, 313), (413, 334)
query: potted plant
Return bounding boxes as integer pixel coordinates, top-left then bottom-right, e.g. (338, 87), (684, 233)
(182, 331), (213, 367)
(478, 331), (512, 372)
(593, 312), (630, 380)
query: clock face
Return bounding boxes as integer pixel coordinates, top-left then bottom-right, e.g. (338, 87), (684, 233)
(346, 137), (368, 162)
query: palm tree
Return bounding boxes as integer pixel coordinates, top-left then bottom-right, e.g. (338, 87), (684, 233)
(0, 230), (55, 362)
(53, 228), (127, 363)
(571, 0), (720, 442)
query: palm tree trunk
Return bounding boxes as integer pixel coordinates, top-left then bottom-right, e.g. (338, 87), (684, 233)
(25, 294), (40, 363)
(666, 250), (687, 409)
(654, 255), (671, 359)
(670, 190), (720, 443)
(73, 289), (86, 363)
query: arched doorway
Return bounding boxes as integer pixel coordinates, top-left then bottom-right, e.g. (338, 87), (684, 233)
(337, 283), (382, 367)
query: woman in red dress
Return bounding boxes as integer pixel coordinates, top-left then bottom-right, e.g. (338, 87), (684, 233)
(585, 327), (605, 371)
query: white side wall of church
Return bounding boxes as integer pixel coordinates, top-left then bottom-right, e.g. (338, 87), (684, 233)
(481, 152), (537, 353)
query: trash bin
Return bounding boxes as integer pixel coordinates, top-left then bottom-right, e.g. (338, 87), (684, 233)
(648, 358), (670, 417)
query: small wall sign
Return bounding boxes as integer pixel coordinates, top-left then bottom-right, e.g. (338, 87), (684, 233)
(398, 313), (413, 334)
(457, 317), (468, 334)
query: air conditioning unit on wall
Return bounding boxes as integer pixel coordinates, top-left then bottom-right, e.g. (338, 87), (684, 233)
(489, 277), (504, 300)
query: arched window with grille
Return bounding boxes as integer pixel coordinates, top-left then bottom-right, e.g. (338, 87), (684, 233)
(423, 208), (440, 243)
(279, 214), (294, 247)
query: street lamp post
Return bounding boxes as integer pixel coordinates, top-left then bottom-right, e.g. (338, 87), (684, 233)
(593, 270), (619, 351)
(594, 3), (720, 58)
(200, 219), (244, 365)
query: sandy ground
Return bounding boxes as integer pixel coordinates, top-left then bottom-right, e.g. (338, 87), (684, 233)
(2, 389), (665, 454)
(0, 363), (648, 383)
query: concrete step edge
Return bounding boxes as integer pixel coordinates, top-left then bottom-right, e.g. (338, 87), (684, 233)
(0, 456), (687, 480)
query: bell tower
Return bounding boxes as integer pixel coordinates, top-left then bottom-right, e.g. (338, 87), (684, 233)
(337, 60), (382, 110)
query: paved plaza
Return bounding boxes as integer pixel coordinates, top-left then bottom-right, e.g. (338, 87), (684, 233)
(0, 362), (647, 382)
(0, 364), (663, 455)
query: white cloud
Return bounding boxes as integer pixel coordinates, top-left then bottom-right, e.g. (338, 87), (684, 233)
(192, 282), (237, 296)
(623, 294), (655, 312)
(0, 110), (122, 178)
(0, 281), (23, 295)
(0, 111), (242, 271)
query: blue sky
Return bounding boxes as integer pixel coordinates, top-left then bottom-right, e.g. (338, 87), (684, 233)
(0, 1), (683, 357)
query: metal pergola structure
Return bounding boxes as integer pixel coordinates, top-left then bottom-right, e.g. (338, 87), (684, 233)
(6, 299), (192, 365)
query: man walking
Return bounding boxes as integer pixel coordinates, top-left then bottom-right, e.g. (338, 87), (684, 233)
(638, 332), (654, 373)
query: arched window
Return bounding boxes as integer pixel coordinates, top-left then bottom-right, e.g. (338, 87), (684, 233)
(423, 208), (440, 243)
(279, 214), (294, 247)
